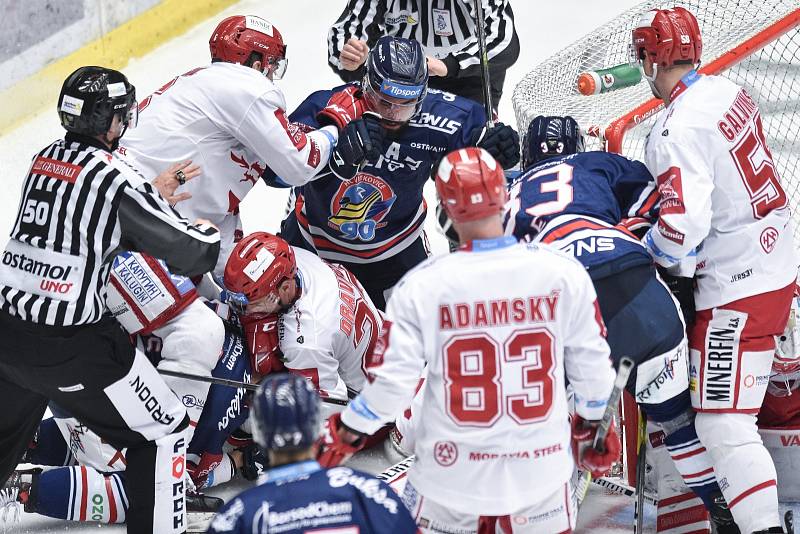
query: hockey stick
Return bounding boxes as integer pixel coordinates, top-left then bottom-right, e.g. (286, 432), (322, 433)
(634, 408), (648, 534)
(473, 0), (495, 126)
(575, 357), (635, 505)
(377, 454), (416, 485)
(592, 476), (658, 506)
(157, 368), (350, 406)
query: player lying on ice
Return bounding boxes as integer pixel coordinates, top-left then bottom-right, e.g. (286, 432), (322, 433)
(0, 232), (389, 526)
(273, 35), (520, 310)
(317, 147), (620, 533)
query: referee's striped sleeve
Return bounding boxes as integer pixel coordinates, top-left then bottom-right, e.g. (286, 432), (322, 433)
(446, 0), (516, 77)
(118, 181), (220, 277)
(327, 0), (385, 81)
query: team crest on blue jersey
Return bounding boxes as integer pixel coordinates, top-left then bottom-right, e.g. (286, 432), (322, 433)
(328, 173), (396, 241)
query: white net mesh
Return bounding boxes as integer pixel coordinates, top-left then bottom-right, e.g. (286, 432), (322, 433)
(512, 0), (800, 237)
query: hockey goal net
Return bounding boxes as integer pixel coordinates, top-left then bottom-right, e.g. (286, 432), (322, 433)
(512, 0), (800, 487)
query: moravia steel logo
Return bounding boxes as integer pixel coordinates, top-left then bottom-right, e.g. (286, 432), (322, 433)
(381, 80), (424, 99)
(329, 173), (396, 241)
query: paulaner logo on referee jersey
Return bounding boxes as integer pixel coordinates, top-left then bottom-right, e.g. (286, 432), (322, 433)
(113, 255), (163, 304)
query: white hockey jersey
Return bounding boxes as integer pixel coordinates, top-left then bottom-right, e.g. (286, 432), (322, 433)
(643, 71), (797, 310)
(118, 62), (338, 275)
(279, 248), (383, 401)
(341, 237), (615, 515)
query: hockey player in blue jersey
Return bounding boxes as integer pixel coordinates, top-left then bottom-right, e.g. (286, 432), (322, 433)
(275, 35), (519, 309)
(505, 116), (737, 533)
(207, 372), (417, 534)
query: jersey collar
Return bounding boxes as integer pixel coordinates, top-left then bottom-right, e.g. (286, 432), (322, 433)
(459, 235), (518, 252)
(262, 460), (321, 484)
(669, 69), (701, 102)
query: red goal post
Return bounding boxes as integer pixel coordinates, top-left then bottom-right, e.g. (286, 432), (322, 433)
(512, 0), (800, 487)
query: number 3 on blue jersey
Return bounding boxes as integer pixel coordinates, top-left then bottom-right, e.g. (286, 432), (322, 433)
(507, 162), (575, 235)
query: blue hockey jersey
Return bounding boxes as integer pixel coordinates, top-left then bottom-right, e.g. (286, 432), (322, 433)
(505, 152), (659, 279)
(285, 84), (486, 264)
(207, 462), (418, 534)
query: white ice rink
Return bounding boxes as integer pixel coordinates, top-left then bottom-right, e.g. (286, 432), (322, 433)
(0, 0), (692, 532)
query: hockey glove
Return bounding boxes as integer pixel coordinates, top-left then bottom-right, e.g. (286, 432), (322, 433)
(241, 314), (286, 376)
(571, 415), (621, 478)
(316, 413), (365, 467)
(329, 114), (385, 181)
(656, 266), (696, 326)
(774, 285), (800, 375)
(238, 442), (268, 481)
(317, 86), (368, 131)
(470, 122), (520, 169)
(618, 217), (652, 240)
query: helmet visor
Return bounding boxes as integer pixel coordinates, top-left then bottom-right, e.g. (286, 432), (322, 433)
(364, 78), (424, 123)
(266, 57), (288, 80)
(125, 101), (139, 129)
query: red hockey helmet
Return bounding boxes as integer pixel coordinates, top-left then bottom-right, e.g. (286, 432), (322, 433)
(631, 7), (702, 68)
(224, 232), (297, 305)
(209, 15), (288, 79)
(435, 147), (507, 224)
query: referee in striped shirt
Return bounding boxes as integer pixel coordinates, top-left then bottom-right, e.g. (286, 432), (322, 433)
(0, 67), (219, 533)
(328, 0), (519, 111)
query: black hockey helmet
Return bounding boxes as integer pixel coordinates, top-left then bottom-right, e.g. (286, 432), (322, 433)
(58, 66), (138, 137)
(522, 115), (585, 169)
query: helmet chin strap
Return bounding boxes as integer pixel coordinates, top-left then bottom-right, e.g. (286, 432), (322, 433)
(642, 62), (662, 98)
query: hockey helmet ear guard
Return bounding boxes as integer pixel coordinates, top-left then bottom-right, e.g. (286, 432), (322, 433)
(522, 115), (585, 169)
(362, 36), (428, 125)
(59, 66), (138, 137)
(251, 373), (321, 452)
(224, 232), (297, 316)
(435, 147), (508, 224)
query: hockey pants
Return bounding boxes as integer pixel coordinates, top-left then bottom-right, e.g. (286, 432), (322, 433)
(0, 310), (189, 533)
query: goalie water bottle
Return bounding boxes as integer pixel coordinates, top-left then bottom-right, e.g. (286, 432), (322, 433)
(577, 64), (642, 96)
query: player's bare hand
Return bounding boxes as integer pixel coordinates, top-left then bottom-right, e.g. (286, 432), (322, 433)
(340, 38), (369, 71)
(427, 56), (448, 77)
(152, 160), (201, 205)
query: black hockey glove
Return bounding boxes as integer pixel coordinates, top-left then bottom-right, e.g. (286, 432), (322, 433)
(657, 266), (696, 326)
(329, 114), (385, 181)
(470, 122), (520, 169)
(238, 442), (268, 481)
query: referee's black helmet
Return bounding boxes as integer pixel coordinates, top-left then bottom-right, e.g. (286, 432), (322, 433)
(58, 66), (138, 137)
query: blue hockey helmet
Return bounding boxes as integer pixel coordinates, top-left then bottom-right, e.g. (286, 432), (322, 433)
(363, 36), (428, 126)
(251, 373), (321, 452)
(522, 115), (585, 169)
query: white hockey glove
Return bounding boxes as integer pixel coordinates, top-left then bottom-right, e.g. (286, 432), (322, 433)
(773, 285), (800, 376)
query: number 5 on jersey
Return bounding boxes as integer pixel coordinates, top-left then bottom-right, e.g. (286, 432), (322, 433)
(443, 328), (556, 426)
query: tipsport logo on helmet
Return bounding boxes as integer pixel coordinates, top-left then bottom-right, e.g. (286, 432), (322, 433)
(380, 80), (425, 99)
(329, 173), (396, 242)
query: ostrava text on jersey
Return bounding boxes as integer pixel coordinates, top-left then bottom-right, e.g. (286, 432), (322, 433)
(207, 462), (416, 533)
(287, 85), (485, 264)
(506, 151), (658, 279)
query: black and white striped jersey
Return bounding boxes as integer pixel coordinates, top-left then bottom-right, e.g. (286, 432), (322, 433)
(0, 134), (220, 327)
(327, 0), (518, 103)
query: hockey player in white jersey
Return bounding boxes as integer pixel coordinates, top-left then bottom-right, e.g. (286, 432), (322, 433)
(118, 14), (369, 275)
(317, 147), (619, 533)
(633, 7), (798, 533)
(222, 231), (383, 408)
(107, 14), (372, 429)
